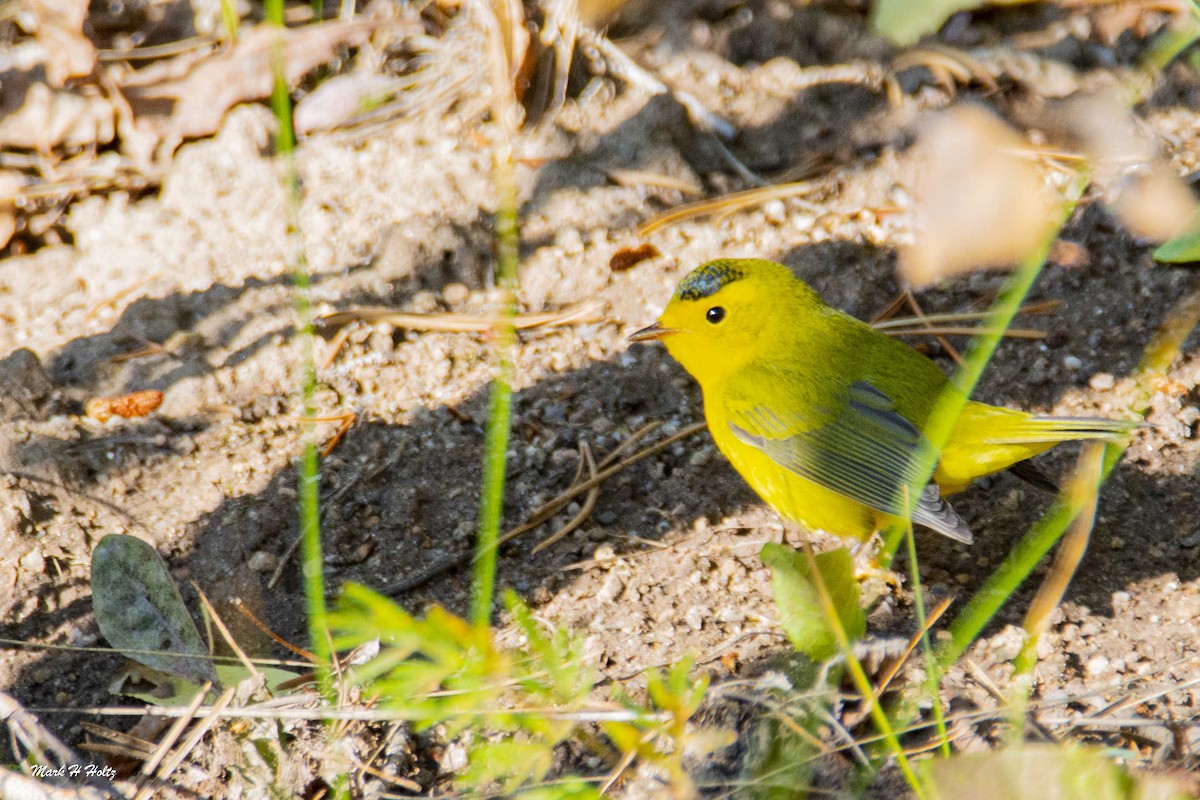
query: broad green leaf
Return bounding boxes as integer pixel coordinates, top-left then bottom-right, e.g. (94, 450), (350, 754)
(1153, 220), (1200, 263)
(926, 744), (1191, 800)
(872, 0), (1033, 46)
(91, 534), (217, 684)
(760, 544), (864, 662)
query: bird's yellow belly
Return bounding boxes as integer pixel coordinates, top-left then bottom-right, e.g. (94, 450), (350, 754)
(711, 423), (880, 541)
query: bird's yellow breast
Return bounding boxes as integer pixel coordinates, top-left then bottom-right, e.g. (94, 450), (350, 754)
(706, 393), (883, 540)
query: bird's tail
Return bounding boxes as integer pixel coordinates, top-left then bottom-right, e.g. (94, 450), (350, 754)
(978, 413), (1139, 446)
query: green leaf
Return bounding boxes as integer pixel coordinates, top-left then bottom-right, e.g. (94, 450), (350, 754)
(1153, 220), (1200, 263)
(461, 739), (555, 792)
(114, 661), (299, 706)
(602, 721), (643, 754)
(91, 534), (217, 684)
(516, 780), (603, 800)
(760, 544), (864, 662)
(506, 591), (591, 705)
(872, 0), (1034, 46)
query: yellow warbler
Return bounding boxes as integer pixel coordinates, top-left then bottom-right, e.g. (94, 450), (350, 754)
(630, 258), (1134, 543)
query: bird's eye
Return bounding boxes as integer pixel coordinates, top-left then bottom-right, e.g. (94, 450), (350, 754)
(706, 306), (726, 324)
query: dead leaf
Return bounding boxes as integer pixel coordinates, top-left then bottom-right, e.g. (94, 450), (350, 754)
(294, 73), (403, 135)
(609, 243), (660, 272)
(123, 19), (380, 147)
(1112, 166), (1197, 241)
(0, 69), (116, 150)
(0, 172), (21, 250)
(900, 105), (1060, 286)
(86, 389), (164, 422)
(1064, 91), (1196, 241)
(25, 0), (96, 86)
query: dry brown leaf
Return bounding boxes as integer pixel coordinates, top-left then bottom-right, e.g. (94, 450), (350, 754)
(86, 390), (164, 422)
(492, 0), (531, 93)
(1112, 166), (1197, 242)
(609, 243), (660, 272)
(1065, 91), (1153, 170)
(0, 70), (116, 150)
(25, 0), (96, 86)
(900, 105), (1059, 286)
(1064, 91), (1196, 241)
(0, 172), (21, 250)
(122, 20), (380, 146)
(1048, 239), (1088, 268)
(293, 73), (402, 135)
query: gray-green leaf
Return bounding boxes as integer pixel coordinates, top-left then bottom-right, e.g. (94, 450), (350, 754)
(91, 534), (217, 685)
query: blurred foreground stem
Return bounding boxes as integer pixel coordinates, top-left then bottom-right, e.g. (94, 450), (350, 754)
(471, 139), (519, 629)
(470, 0), (523, 630)
(265, 0), (331, 694)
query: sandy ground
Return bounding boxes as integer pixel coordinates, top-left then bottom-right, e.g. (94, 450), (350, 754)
(2, 2), (1200, 796)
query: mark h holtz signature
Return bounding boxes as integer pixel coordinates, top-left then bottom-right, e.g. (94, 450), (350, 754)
(30, 763), (118, 780)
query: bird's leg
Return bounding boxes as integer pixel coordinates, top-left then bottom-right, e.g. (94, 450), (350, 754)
(852, 532), (904, 595)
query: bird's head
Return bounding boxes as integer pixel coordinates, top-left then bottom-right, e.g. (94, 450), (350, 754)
(629, 258), (821, 383)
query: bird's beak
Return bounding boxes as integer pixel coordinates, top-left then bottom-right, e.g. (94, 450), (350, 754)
(628, 321), (675, 342)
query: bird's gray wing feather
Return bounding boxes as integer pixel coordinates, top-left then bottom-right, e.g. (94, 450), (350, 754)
(727, 380), (973, 543)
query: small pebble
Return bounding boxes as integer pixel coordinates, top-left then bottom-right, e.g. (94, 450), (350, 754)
(593, 543), (617, 565)
(441, 283), (470, 305)
(248, 551), (278, 573)
(1085, 655), (1110, 677)
(1089, 372), (1115, 390)
(989, 625), (1025, 661)
(597, 572), (624, 604)
(1108, 536), (1126, 550)
(596, 510), (618, 526)
(441, 742), (469, 773)
(1063, 354), (1083, 370)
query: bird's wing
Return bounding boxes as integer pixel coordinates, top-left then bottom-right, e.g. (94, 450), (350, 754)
(726, 380), (973, 543)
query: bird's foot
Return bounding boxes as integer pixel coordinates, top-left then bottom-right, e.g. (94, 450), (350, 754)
(851, 535), (904, 598)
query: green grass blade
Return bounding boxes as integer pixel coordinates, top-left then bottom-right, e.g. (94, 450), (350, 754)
(470, 2), (522, 630)
(263, 0), (330, 697)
